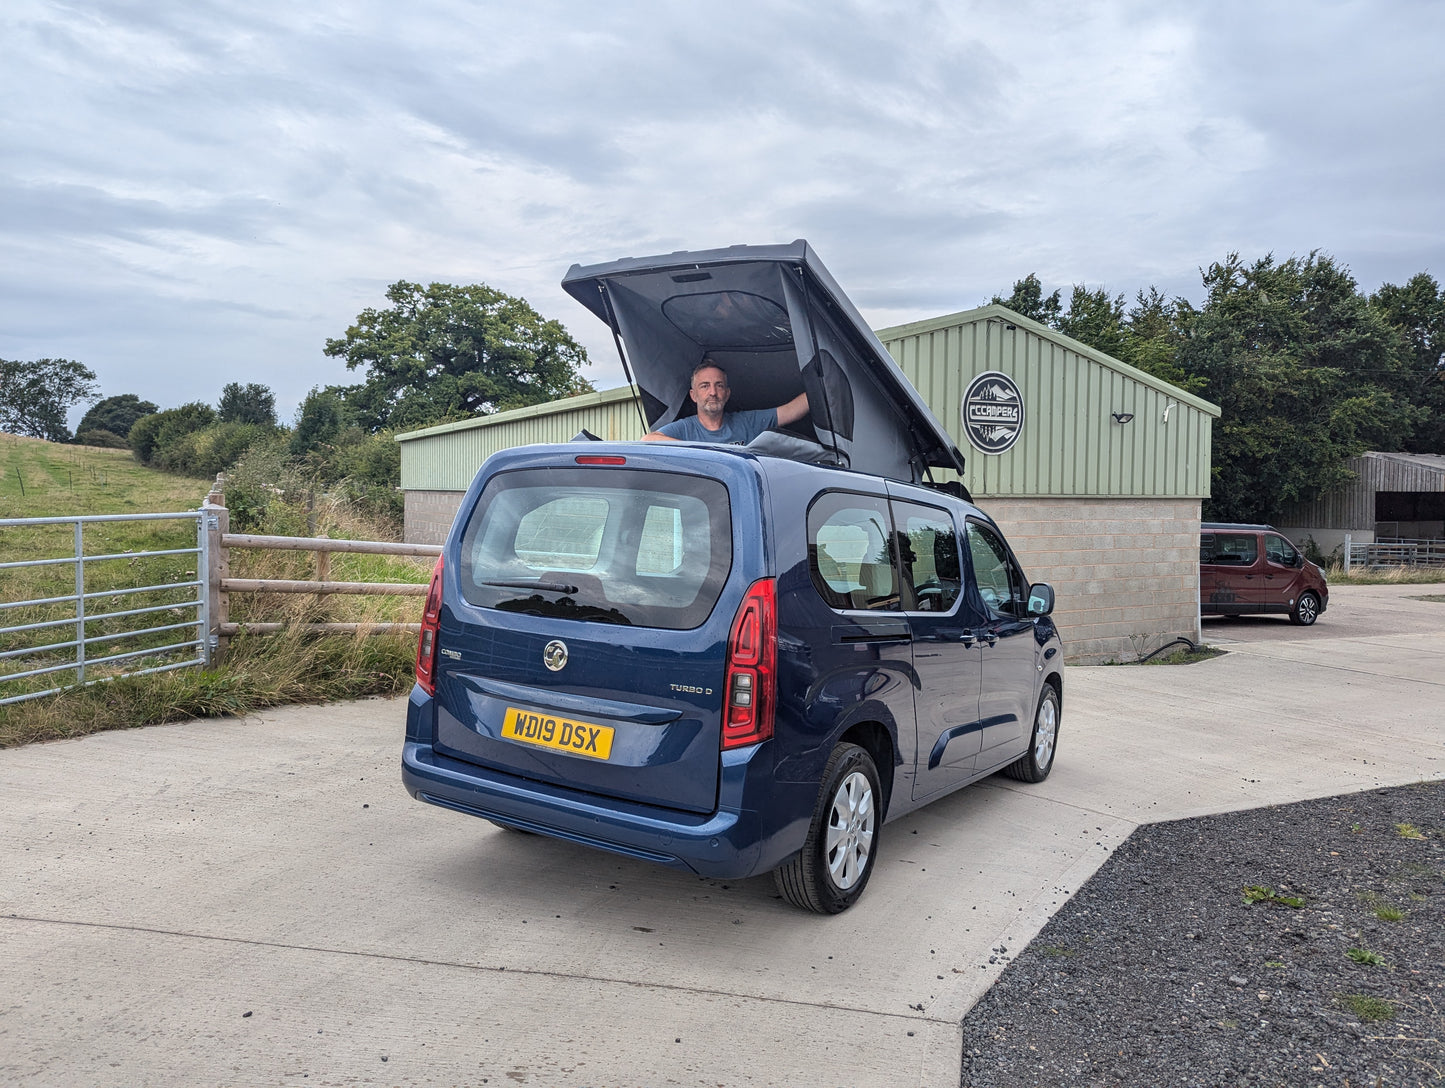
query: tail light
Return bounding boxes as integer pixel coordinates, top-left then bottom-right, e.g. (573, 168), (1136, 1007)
(721, 578), (777, 750)
(415, 555), (445, 695)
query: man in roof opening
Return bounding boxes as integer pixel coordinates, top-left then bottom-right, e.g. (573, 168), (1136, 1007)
(644, 357), (809, 444)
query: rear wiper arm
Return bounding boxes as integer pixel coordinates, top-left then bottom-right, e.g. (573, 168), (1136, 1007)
(482, 579), (579, 594)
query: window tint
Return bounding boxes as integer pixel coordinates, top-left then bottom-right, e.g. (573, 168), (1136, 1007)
(893, 501), (961, 613)
(1202, 533), (1258, 565)
(1264, 534), (1298, 566)
(967, 522), (1026, 617)
(808, 492), (898, 612)
(458, 468), (731, 630)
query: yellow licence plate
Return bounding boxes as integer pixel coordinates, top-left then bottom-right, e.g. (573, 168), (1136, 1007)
(501, 706), (615, 761)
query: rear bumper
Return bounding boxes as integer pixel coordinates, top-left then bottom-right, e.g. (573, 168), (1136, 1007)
(402, 690), (809, 879)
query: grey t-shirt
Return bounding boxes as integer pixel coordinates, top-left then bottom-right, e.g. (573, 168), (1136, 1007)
(656, 408), (778, 444)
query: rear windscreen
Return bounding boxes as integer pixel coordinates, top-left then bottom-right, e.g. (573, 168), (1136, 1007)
(457, 468), (732, 629)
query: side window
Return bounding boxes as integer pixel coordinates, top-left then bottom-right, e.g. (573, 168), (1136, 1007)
(1208, 533), (1258, 565)
(1265, 534), (1298, 566)
(893, 501), (962, 613)
(808, 492), (898, 612)
(966, 522), (1026, 618)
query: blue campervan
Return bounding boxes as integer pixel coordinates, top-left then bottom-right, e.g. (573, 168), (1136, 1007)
(402, 242), (1064, 912)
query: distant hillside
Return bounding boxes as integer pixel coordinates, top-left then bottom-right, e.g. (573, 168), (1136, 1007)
(0, 434), (207, 520)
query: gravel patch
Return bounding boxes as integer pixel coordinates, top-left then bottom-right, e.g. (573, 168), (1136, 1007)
(961, 781), (1444, 1088)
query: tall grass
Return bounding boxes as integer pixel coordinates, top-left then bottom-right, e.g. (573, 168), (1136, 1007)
(0, 629), (416, 748)
(1324, 564), (1445, 586)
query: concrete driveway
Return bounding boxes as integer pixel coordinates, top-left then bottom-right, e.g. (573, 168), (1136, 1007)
(3, 584), (1442, 1087)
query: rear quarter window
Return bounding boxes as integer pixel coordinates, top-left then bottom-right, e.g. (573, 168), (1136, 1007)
(808, 491), (898, 611)
(458, 468), (732, 630)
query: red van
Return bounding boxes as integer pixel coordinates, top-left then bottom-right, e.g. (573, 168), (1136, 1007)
(1200, 523), (1329, 626)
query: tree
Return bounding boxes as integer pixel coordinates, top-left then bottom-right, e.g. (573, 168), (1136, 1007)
(1370, 273), (1445, 453)
(217, 382), (277, 427)
(1056, 285), (1129, 361)
(323, 280), (593, 431)
(0, 358), (99, 442)
(76, 393), (159, 440)
(129, 403), (216, 465)
(290, 386), (350, 456)
(991, 274), (1062, 326)
(1179, 252), (1416, 522)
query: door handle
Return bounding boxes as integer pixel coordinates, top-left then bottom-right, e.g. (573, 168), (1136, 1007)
(959, 633), (976, 647)
(976, 631), (998, 647)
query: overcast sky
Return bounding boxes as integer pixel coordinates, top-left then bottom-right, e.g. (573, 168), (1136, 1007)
(4, 0), (1443, 427)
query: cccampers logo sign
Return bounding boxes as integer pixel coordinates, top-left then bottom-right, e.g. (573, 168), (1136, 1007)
(961, 371), (1024, 454)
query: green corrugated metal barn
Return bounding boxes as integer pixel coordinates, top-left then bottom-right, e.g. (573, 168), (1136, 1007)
(397, 304), (1220, 663)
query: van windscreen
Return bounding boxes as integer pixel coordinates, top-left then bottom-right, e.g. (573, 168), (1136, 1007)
(457, 468), (732, 630)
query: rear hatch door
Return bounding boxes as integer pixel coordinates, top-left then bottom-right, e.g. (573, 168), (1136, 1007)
(431, 452), (747, 815)
(562, 240), (967, 484)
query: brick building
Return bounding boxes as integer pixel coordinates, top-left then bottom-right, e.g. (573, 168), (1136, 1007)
(396, 305), (1219, 663)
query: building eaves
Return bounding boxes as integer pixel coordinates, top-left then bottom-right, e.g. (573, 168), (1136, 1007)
(394, 385), (641, 443)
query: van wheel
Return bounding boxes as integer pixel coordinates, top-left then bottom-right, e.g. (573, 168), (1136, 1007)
(774, 743), (880, 914)
(1003, 685), (1060, 783)
(1290, 591), (1320, 626)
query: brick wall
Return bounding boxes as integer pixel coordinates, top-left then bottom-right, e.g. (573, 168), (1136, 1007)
(983, 497), (1202, 664)
(404, 489), (466, 545)
(406, 488), (1202, 664)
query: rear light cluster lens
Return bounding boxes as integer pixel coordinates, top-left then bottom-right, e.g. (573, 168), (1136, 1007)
(575, 455), (627, 465)
(415, 555), (445, 695)
(721, 578), (777, 750)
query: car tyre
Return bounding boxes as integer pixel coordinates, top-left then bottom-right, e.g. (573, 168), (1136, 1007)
(1003, 684), (1060, 783)
(1290, 591), (1321, 626)
(774, 743), (881, 914)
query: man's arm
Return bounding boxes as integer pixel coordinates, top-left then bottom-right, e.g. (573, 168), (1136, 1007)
(643, 431), (678, 441)
(776, 391), (809, 427)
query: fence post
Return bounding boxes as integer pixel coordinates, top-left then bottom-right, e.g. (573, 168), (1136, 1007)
(203, 475), (230, 664)
(1343, 534), (1352, 573)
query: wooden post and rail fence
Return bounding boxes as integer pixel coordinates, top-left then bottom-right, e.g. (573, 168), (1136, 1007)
(201, 478), (440, 662)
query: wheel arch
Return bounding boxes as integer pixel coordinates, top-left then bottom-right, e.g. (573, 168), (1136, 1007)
(838, 720), (895, 819)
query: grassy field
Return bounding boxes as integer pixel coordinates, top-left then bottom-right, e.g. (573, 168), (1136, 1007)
(1, 435), (422, 743)
(0, 432), (207, 518)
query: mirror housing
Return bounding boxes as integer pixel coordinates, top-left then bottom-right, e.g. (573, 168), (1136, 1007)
(1026, 582), (1055, 617)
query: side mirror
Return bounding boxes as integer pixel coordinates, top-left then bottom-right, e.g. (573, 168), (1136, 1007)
(1026, 583), (1055, 617)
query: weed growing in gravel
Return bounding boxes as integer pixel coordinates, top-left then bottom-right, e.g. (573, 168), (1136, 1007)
(1345, 948), (1386, 966)
(1243, 885), (1306, 908)
(1394, 822), (1426, 840)
(1336, 993), (1395, 1022)
(1374, 906), (1405, 922)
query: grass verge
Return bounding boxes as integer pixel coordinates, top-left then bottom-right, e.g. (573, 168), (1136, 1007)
(0, 629), (416, 748)
(1323, 564), (1445, 586)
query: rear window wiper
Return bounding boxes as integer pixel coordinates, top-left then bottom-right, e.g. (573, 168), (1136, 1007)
(482, 579), (579, 594)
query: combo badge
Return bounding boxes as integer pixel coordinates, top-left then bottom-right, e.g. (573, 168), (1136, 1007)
(961, 370), (1024, 454)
